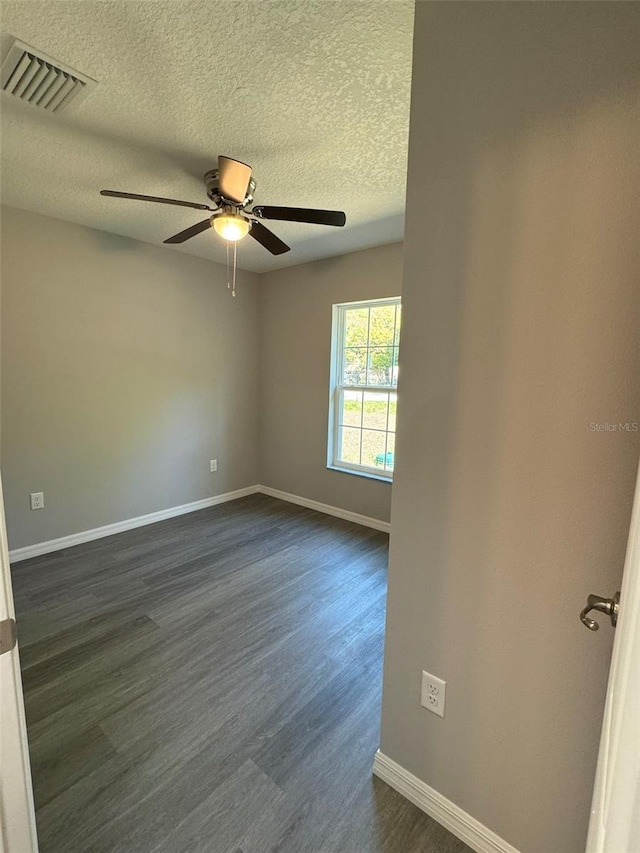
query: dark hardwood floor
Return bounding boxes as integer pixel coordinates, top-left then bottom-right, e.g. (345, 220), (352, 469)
(12, 494), (470, 853)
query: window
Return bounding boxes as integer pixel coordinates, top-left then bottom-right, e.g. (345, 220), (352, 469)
(328, 297), (401, 480)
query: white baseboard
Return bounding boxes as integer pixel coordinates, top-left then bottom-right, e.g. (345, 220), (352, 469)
(373, 751), (520, 853)
(9, 484), (390, 563)
(8, 486), (260, 563)
(257, 485), (390, 533)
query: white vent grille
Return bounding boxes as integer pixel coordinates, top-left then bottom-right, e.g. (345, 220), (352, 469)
(0, 39), (97, 113)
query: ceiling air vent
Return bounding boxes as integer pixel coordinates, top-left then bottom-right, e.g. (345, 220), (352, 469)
(0, 39), (97, 113)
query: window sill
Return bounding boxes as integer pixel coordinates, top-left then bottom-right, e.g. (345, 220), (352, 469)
(327, 464), (393, 484)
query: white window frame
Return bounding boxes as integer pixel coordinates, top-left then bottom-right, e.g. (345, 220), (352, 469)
(327, 297), (400, 482)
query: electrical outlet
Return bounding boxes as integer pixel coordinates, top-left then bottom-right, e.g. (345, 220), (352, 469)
(210, 459), (217, 473)
(30, 492), (44, 510)
(421, 670), (446, 718)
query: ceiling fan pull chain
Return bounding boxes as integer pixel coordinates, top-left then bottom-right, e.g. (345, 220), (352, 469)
(225, 240), (237, 297)
(232, 241), (237, 298)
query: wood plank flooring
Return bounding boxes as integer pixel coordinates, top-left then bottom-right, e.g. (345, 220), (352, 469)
(12, 494), (471, 853)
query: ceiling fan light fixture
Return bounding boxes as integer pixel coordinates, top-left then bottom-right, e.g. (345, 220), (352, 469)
(213, 214), (250, 242)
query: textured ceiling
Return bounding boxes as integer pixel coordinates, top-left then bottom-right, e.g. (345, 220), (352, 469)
(0, 1), (413, 272)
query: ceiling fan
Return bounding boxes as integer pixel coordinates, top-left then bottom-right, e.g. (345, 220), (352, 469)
(100, 155), (346, 256)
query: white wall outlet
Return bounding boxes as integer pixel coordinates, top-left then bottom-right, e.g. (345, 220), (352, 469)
(210, 459), (217, 472)
(421, 670), (446, 718)
(30, 492), (44, 510)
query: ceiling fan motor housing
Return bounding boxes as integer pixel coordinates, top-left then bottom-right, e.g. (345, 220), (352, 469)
(204, 169), (256, 208)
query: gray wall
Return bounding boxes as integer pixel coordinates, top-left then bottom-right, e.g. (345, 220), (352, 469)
(259, 243), (403, 522)
(1, 206), (260, 549)
(380, 4), (640, 853)
(1, 210), (401, 551)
